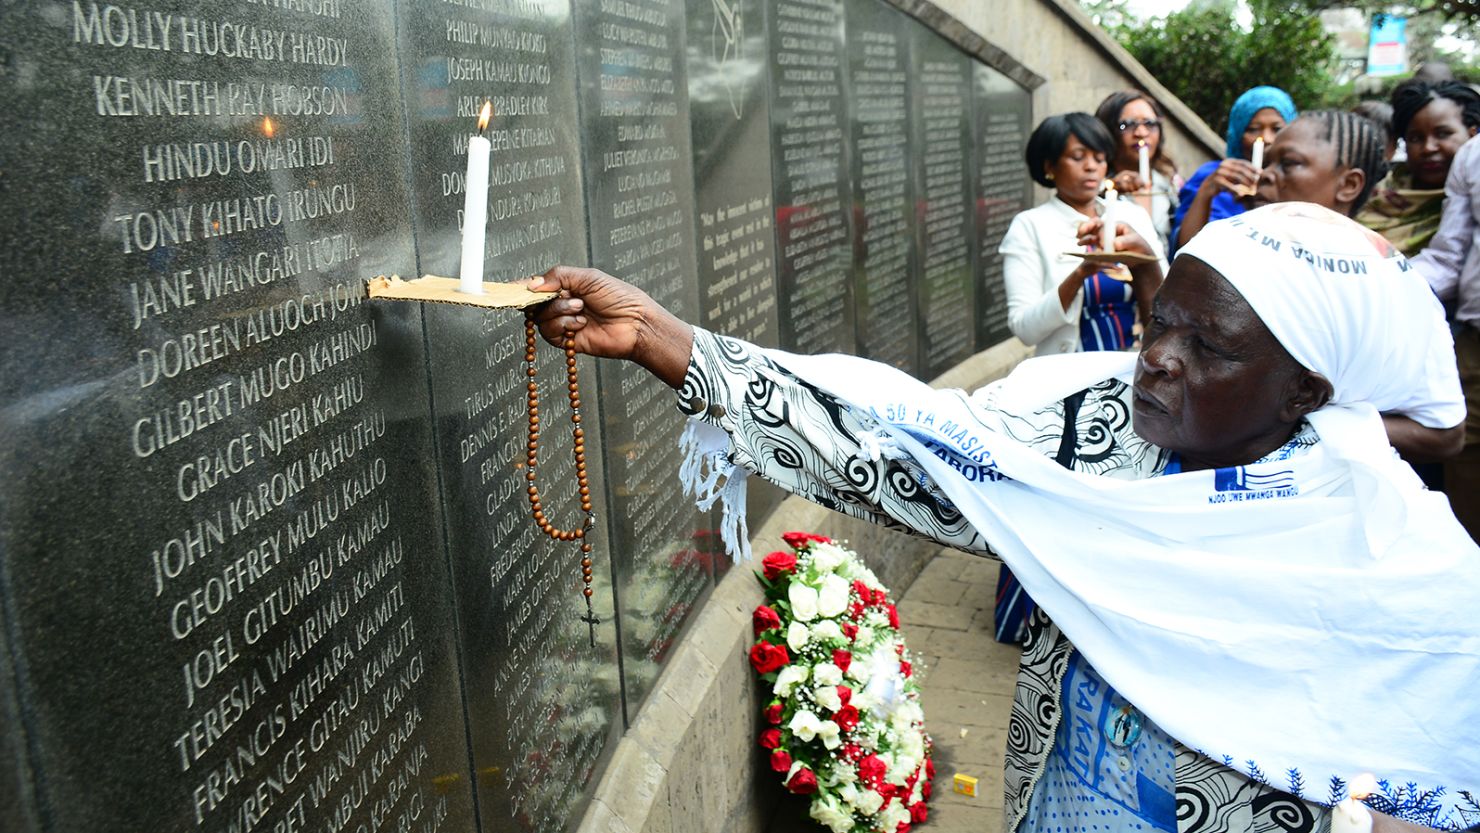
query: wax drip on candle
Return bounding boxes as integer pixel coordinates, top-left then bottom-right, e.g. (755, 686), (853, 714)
(459, 100), (494, 295)
(1331, 773), (1378, 833)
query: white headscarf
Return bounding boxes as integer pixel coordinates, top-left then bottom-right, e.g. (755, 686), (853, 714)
(690, 205), (1477, 824)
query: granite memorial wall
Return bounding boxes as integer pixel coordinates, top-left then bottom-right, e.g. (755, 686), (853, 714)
(0, 1), (1031, 831)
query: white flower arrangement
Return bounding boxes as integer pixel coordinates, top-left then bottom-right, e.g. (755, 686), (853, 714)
(748, 533), (934, 833)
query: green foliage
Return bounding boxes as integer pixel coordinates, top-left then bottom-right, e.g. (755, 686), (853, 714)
(1110, 0), (1341, 139)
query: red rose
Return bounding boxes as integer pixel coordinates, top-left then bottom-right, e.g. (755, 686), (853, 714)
(832, 649), (852, 674)
(842, 742), (863, 761)
(749, 642), (790, 674)
(922, 781), (933, 799)
(900, 660), (912, 678)
(770, 750), (792, 772)
(761, 551), (798, 580)
(852, 579), (871, 600)
(850, 601), (866, 620)
(834, 704), (860, 732)
(880, 783), (899, 800)
(758, 728), (782, 749)
(782, 531), (832, 549)
(837, 685), (852, 706)
(925, 758), (935, 779)
(841, 622), (858, 640)
(886, 603), (900, 629)
(785, 766), (819, 794)
(910, 803), (928, 824)
(764, 703), (784, 725)
(896, 823), (911, 833)
(752, 605), (782, 635)
(859, 754), (887, 785)
(873, 588), (889, 606)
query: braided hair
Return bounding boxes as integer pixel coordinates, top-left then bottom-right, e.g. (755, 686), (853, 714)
(1291, 110), (1389, 214)
(1390, 80), (1480, 140)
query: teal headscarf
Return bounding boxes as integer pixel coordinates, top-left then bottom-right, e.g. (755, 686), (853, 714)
(1225, 86), (1297, 158)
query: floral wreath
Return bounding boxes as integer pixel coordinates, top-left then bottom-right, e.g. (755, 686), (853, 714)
(749, 532), (934, 833)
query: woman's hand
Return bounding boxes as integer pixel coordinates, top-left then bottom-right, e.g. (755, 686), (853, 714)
(1111, 170), (1146, 195)
(1201, 158), (1259, 196)
(1075, 219), (1155, 258)
(527, 265), (694, 389)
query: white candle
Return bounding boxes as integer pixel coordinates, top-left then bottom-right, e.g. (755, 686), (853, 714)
(1250, 137), (1265, 171)
(1101, 186), (1117, 252)
(459, 100), (493, 295)
(1331, 774), (1377, 833)
(1138, 142), (1151, 189)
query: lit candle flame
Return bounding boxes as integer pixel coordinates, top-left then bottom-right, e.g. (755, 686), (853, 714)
(262, 117), (275, 138)
(477, 100), (492, 132)
(1349, 773), (1378, 801)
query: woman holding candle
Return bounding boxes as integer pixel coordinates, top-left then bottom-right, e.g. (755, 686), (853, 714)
(527, 202), (1475, 833)
(998, 113), (1167, 359)
(1172, 86), (1296, 252)
(1096, 90), (1181, 251)
(1357, 81), (1480, 257)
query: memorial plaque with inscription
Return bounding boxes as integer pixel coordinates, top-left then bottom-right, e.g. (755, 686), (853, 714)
(686, 0), (786, 549)
(768, 0), (855, 355)
(0, 2), (477, 831)
(687, 0), (779, 347)
(845, 0), (918, 375)
(396, 0), (623, 830)
(909, 26), (977, 379)
(971, 62), (1033, 349)
(574, 0), (716, 714)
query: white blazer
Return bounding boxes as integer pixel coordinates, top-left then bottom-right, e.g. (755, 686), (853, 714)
(997, 194), (1167, 356)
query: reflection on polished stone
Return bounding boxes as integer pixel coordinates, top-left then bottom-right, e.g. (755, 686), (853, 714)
(911, 25), (977, 379)
(846, 0), (920, 376)
(574, 0), (716, 718)
(973, 62), (1035, 349)
(768, 0), (856, 355)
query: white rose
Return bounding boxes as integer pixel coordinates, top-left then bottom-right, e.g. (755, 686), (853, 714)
(847, 658), (871, 684)
(853, 789), (884, 815)
(815, 719), (842, 750)
(789, 583), (819, 622)
(810, 543), (846, 572)
(855, 625), (875, 645)
(812, 662), (843, 686)
(787, 621), (811, 653)
(882, 802), (911, 830)
(838, 783), (859, 804)
(890, 754), (917, 782)
(809, 795), (853, 833)
(774, 665), (809, 697)
(817, 574), (851, 618)
(788, 710), (822, 741)
(814, 685), (842, 712)
(810, 620), (844, 643)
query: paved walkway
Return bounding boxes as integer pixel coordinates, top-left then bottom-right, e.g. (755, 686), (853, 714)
(767, 549), (1020, 833)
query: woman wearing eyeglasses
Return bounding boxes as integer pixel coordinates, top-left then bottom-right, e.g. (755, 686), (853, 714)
(1171, 86), (1296, 253)
(1096, 91), (1182, 252)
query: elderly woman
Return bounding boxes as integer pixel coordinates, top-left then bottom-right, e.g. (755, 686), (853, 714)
(1173, 86), (1296, 251)
(999, 113), (1166, 358)
(529, 203), (1476, 833)
(1358, 81), (1480, 256)
(1097, 90), (1181, 251)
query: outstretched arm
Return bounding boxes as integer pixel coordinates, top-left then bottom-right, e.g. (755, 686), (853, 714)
(1381, 414), (1464, 463)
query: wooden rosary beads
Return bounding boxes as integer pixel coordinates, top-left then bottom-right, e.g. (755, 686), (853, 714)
(523, 314), (601, 646)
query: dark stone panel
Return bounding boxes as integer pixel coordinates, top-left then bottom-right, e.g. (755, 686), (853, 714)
(687, 0), (780, 347)
(0, 3), (477, 832)
(908, 26), (976, 378)
(685, 0), (786, 552)
(572, 0), (715, 717)
(767, 0), (856, 355)
(845, 0), (919, 376)
(0, 624), (38, 833)
(971, 62), (1033, 349)
(395, 1), (624, 830)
